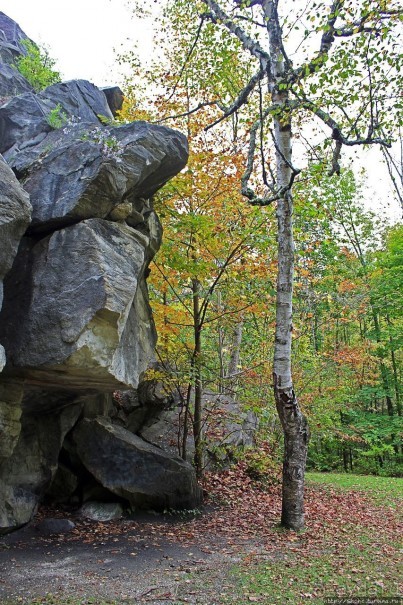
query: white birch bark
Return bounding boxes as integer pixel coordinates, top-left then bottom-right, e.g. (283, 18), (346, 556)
(263, 0), (309, 530)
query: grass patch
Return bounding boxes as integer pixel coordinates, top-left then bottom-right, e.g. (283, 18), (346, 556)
(306, 472), (403, 506)
(229, 536), (401, 604)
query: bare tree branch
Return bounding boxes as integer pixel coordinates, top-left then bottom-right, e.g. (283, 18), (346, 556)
(334, 8), (403, 36)
(202, 0), (271, 68)
(154, 101), (223, 124)
(166, 15), (207, 102)
(329, 139), (342, 176)
(381, 128), (403, 214)
(289, 0), (345, 83)
(298, 99), (392, 148)
(205, 68), (266, 131)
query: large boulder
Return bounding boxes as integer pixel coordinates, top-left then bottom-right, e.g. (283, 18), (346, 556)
(73, 417), (202, 510)
(0, 403), (82, 533)
(15, 121), (188, 233)
(0, 12), (198, 533)
(0, 155), (31, 308)
(0, 12), (34, 59)
(139, 391), (259, 467)
(0, 63), (32, 98)
(0, 219), (156, 391)
(0, 155), (31, 382)
(101, 86), (124, 117)
(0, 13), (34, 99)
(0, 380), (24, 462)
(0, 79), (113, 158)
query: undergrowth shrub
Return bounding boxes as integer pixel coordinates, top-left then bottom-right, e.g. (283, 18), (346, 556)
(241, 440), (282, 487)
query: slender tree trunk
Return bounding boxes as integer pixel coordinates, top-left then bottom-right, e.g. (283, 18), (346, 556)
(180, 383), (192, 460)
(343, 448), (349, 472)
(225, 319), (244, 399)
(192, 278), (203, 478)
(371, 307), (394, 416)
(227, 320), (243, 377)
(265, 0), (309, 531)
(386, 315), (401, 416)
(217, 291), (226, 394)
(218, 326), (225, 394)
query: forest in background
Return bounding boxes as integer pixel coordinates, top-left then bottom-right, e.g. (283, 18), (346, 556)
(115, 0), (402, 482)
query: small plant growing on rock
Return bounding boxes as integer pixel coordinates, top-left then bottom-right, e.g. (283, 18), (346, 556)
(15, 39), (61, 91)
(46, 104), (68, 129)
(81, 127), (125, 162)
(62, 115), (82, 134)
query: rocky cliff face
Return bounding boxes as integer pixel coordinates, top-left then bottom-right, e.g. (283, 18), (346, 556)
(0, 14), (201, 533)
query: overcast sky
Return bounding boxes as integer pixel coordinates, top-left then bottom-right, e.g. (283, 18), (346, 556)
(1, 0), (401, 220)
(1, 0), (152, 86)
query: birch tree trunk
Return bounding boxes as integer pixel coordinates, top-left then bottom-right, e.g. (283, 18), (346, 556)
(265, 0), (309, 530)
(225, 319), (244, 400)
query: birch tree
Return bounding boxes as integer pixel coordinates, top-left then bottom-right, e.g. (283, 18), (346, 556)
(131, 0), (402, 529)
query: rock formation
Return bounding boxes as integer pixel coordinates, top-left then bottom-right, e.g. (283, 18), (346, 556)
(0, 14), (201, 534)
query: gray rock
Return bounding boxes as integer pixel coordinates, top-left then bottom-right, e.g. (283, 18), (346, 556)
(139, 392), (259, 468)
(203, 393), (259, 468)
(0, 380), (23, 461)
(42, 80), (113, 123)
(0, 156), (31, 372)
(0, 13), (194, 534)
(80, 501), (124, 521)
(0, 79), (112, 157)
(0, 12), (33, 57)
(45, 463), (79, 503)
(0, 63), (33, 98)
(101, 86), (124, 117)
(0, 155), (31, 307)
(0, 345), (4, 372)
(0, 219), (156, 391)
(73, 417), (202, 510)
(35, 518), (75, 535)
(0, 92), (53, 156)
(139, 408), (182, 458)
(0, 403), (81, 533)
(12, 121), (187, 234)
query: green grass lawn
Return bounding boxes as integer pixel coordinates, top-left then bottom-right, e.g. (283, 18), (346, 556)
(307, 471), (403, 506)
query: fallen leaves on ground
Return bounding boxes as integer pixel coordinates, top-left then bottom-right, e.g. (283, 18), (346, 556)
(10, 467), (401, 603)
(29, 465), (401, 557)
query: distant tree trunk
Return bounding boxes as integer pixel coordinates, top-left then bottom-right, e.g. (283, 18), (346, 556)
(225, 319), (244, 399)
(342, 448), (349, 473)
(381, 129), (403, 215)
(218, 325), (225, 394)
(371, 308), (394, 416)
(387, 315), (401, 417)
(192, 278), (203, 478)
(180, 383), (192, 461)
(267, 2), (309, 531)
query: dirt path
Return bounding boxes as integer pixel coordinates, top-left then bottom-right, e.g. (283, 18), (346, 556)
(0, 470), (282, 604)
(0, 508), (249, 605)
